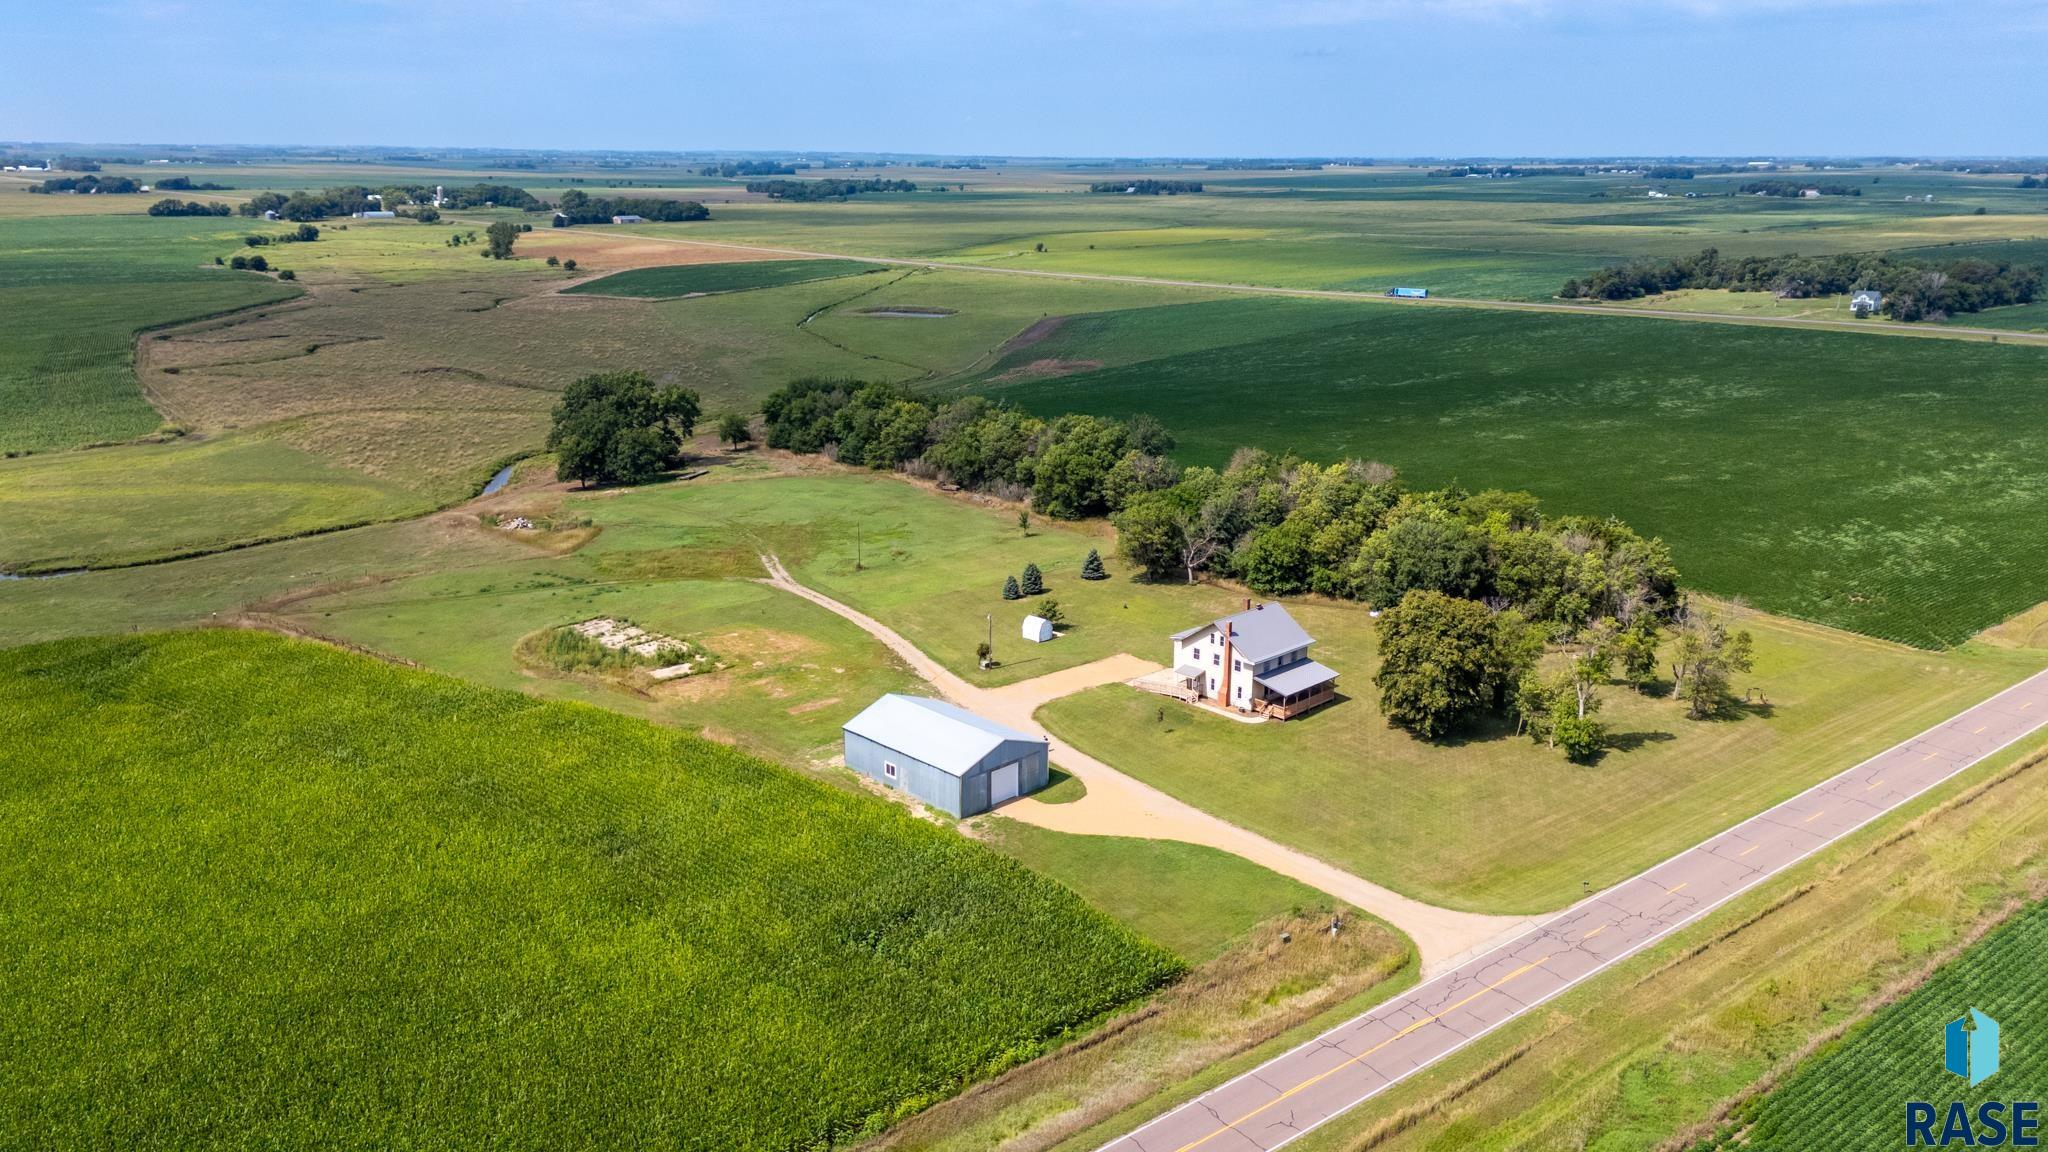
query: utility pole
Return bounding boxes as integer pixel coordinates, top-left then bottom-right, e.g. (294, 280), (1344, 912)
(855, 522), (862, 571)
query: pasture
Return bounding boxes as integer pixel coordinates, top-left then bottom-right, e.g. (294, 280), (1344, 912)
(0, 629), (1180, 1151)
(973, 296), (2048, 647)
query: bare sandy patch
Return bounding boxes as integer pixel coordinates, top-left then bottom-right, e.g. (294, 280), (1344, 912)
(999, 315), (1069, 354)
(992, 357), (1103, 382)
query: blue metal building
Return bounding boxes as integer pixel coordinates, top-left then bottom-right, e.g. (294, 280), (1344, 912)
(842, 694), (1051, 817)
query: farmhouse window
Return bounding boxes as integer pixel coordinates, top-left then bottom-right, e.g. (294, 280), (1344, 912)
(883, 761), (898, 780)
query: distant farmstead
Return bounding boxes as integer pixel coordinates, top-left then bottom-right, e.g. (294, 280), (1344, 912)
(611, 214), (645, 224)
(1159, 601), (1338, 720)
(1850, 288), (1884, 317)
(842, 694), (1050, 817)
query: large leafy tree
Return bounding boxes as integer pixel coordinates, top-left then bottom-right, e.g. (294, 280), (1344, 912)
(1374, 590), (1534, 739)
(546, 371), (701, 487)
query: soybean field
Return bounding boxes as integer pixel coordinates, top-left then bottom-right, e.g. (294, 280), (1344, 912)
(975, 296), (2048, 647)
(1692, 898), (2048, 1150)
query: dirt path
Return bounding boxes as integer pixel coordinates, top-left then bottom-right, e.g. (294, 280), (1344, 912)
(755, 555), (1531, 973)
(551, 228), (2048, 348)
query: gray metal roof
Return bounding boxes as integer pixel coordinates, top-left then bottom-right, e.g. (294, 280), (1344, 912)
(842, 694), (1045, 777)
(1255, 659), (1339, 697)
(1174, 602), (1315, 664)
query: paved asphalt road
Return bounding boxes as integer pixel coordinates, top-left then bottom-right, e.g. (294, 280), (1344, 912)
(1100, 668), (2048, 1152)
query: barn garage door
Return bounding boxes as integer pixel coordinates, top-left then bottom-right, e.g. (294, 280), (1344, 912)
(990, 762), (1021, 805)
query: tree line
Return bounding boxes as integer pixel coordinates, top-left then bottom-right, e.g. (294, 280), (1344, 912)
(237, 183), (545, 221)
(32, 175), (141, 194)
(148, 199), (232, 217)
(1087, 179), (1204, 194)
(751, 378), (1742, 755)
(700, 160), (803, 177)
(1428, 165), (1584, 178)
(1558, 245), (2042, 320)
(550, 188), (710, 224)
(153, 176), (231, 191)
(745, 178), (918, 201)
(1738, 180), (1862, 197)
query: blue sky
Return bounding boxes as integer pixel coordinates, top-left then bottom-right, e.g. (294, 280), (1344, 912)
(9, 0), (2046, 157)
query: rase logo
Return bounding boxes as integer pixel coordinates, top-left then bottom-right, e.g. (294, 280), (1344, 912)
(1907, 1009), (2040, 1147)
(1950, 1010), (2003, 1087)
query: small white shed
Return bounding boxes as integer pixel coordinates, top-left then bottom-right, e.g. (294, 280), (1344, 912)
(1021, 615), (1054, 643)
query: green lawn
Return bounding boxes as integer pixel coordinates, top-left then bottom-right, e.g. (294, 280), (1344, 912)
(0, 630), (1179, 1152)
(980, 819), (1338, 963)
(1699, 897), (2048, 1151)
(563, 257), (884, 297)
(1037, 603), (2044, 913)
(975, 296), (2048, 647)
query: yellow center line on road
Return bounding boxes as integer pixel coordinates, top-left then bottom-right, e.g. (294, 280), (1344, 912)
(1975, 725), (1989, 734)
(1739, 843), (1761, 857)
(1581, 924), (1608, 940)
(1804, 810), (1826, 823)
(1924, 752), (1940, 761)
(1666, 882), (1689, 895)
(1867, 779), (1886, 790)
(1166, 955), (1555, 1152)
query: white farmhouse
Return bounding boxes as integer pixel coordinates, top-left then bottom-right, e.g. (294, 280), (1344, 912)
(1168, 600), (1338, 719)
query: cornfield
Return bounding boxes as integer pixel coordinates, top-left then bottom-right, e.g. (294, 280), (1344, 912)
(0, 630), (1181, 1151)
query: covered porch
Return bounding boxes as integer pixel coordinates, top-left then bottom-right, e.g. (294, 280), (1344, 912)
(1252, 660), (1339, 720)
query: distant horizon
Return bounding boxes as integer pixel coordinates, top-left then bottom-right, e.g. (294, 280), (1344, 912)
(6, 143), (2046, 166)
(9, 1), (2045, 158)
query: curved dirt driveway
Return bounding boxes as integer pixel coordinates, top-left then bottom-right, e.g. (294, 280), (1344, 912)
(757, 555), (1530, 973)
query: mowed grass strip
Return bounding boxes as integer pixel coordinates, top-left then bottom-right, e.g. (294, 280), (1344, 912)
(563, 257), (884, 297)
(978, 297), (2048, 647)
(0, 630), (1180, 1152)
(980, 819), (1339, 963)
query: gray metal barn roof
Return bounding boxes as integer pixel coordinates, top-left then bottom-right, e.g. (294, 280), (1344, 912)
(1171, 602), (1316, 663)
(842, 694), (1044, 777)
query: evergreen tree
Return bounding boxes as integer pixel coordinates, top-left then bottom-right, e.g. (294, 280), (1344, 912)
(1080, 548), (1108, 580)
(1020, 563), (1045, 596)
(1002, 575), (1021, 601)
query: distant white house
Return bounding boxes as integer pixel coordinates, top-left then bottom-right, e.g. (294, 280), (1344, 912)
(1850, 289), (1884, 317)
(1800, 188), (1822, 198)
(611, 214), (644, 224)
(261, 209), (280, 221)
(352, 210), (396, 219)
(1021, 615), (1054, 643)
(1164, 601), (1338, 720)
(1646, 189), (1670, 199)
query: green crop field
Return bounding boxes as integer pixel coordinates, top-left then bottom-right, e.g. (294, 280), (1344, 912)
(1692, 898), (2048, 1151)
(972, 296), (2048, 647)
(0, 213), (298, 454)
(564, 257), (884, 297)
(0, 630), (1179, 1151)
